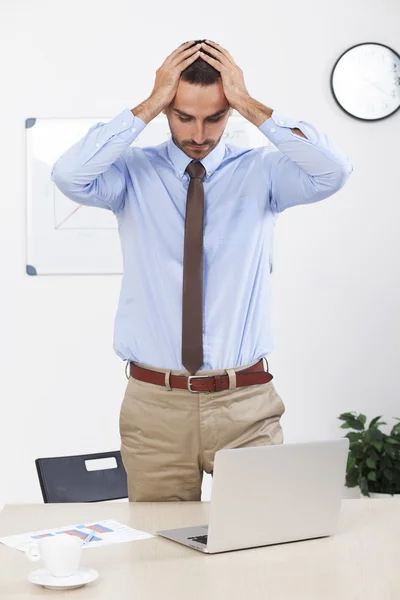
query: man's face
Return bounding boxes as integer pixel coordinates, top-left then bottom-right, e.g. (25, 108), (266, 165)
(163, 80), (233, 160)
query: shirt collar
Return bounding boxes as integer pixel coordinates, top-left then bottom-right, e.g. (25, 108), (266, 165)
(167, 135), (226, 180)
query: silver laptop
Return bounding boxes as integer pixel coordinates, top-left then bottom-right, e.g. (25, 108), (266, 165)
(157, 438), (349, 554)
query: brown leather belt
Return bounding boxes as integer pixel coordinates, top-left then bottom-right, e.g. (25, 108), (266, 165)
(129, 358), (273, 393)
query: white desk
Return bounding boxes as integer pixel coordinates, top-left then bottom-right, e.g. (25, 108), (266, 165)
(0, 499), (399, 599)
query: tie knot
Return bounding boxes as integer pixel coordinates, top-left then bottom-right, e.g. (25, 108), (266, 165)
(185, 161), (206, 180)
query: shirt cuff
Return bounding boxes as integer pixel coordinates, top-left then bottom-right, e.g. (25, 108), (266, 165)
(258, 110), (317, 144)
(106, 107), (147, 143)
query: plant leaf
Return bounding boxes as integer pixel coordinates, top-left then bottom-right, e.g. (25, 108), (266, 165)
(345, 432), (363, 442)
(347, 418), (365, 431)
(359, 414), (367, 427)
(360, 477), (369, 496)
(371, 441), (383, 452)
(383, 469), (394, 481)
(369, 416), (383, 428)
(346, 465), (359, 487)
(347, 455), (357, 470)
(369, 427), (384, 441)
(385, 444), (396, 457)
(367, 471), (377, 481)
(369, 448), (379, 461)
(338, 412), (357, 421)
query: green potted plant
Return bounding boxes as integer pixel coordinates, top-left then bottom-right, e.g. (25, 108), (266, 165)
(338, 412), (400, 497)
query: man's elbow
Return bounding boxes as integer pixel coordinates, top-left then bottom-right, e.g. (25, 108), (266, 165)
(50, 160), (78, 192)
(332, 162), (353, 192)
(50, 160), (65, 186)
(50, 162), (79, 197)
(308, 163), (353, 202)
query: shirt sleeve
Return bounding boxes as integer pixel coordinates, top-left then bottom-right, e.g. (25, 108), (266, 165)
(258, 110), (353, 214)
(50, 108), (147, 213)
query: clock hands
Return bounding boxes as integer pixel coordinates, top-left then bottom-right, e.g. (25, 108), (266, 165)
(363, 77), (393, 97)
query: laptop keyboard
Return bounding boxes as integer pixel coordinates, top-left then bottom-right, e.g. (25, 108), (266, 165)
(188, 534), (208, 546)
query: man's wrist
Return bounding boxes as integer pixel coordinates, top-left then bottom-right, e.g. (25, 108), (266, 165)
(131, 97), (162, 125)
(233, 95), (273, 127)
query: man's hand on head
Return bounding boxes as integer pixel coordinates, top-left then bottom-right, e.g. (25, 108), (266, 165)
(198, 40), (250, 109)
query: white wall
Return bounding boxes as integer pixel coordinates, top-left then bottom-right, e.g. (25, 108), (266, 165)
(1, 0), (399, 506)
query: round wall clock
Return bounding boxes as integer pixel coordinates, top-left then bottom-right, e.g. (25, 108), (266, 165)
(330, 42), (400, 121)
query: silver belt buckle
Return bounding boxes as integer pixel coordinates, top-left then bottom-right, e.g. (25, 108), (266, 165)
(187, 375), (210, 393)
(262, 357), (269, 372)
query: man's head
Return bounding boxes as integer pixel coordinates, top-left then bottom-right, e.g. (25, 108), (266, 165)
(162, 40), (233, 160)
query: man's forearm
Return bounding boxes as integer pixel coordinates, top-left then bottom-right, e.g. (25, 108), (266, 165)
(131, 97), (163, 125)
(233, 95), (307, 138)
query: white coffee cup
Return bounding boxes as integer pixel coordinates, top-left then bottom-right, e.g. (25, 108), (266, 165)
(25, 535), (82, 577)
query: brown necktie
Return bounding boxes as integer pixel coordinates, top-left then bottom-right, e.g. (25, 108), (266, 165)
(182, 160), (207, 375)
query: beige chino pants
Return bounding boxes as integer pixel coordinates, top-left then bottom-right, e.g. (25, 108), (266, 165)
(119, 358), (285, 502)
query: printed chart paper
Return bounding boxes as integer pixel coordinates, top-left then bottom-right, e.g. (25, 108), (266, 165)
(0, 519), (154, 551)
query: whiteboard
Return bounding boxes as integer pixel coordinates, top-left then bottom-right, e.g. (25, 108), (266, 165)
(25, 112), (274, 275)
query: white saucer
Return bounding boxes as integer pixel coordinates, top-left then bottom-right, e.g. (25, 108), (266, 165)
(28, 566), (99, 590)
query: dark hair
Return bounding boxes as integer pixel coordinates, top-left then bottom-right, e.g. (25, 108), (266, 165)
(180, 39), (221, 86)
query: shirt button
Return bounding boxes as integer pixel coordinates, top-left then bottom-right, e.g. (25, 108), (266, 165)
(270, 128), (276, 133)
(130, 127), (136, 133)
(95, 143), (100, 148)
(279, 120), (285, 126)
(122, 121), (127, 126)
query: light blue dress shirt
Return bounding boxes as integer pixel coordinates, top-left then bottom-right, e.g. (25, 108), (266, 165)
(51, 107), (353, 371)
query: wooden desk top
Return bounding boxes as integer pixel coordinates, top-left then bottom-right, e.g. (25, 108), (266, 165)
(0, 499), (399, 600)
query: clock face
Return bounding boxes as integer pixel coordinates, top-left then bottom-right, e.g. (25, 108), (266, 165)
(331, 43), (400, 121)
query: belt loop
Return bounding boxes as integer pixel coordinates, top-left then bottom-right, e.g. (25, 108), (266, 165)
(125, 360), (130, 380)
(165, 369), (172, 391)
(226, 368), (237, 390)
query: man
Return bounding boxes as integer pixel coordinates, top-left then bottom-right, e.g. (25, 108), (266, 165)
(51, 39), (353, 502)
